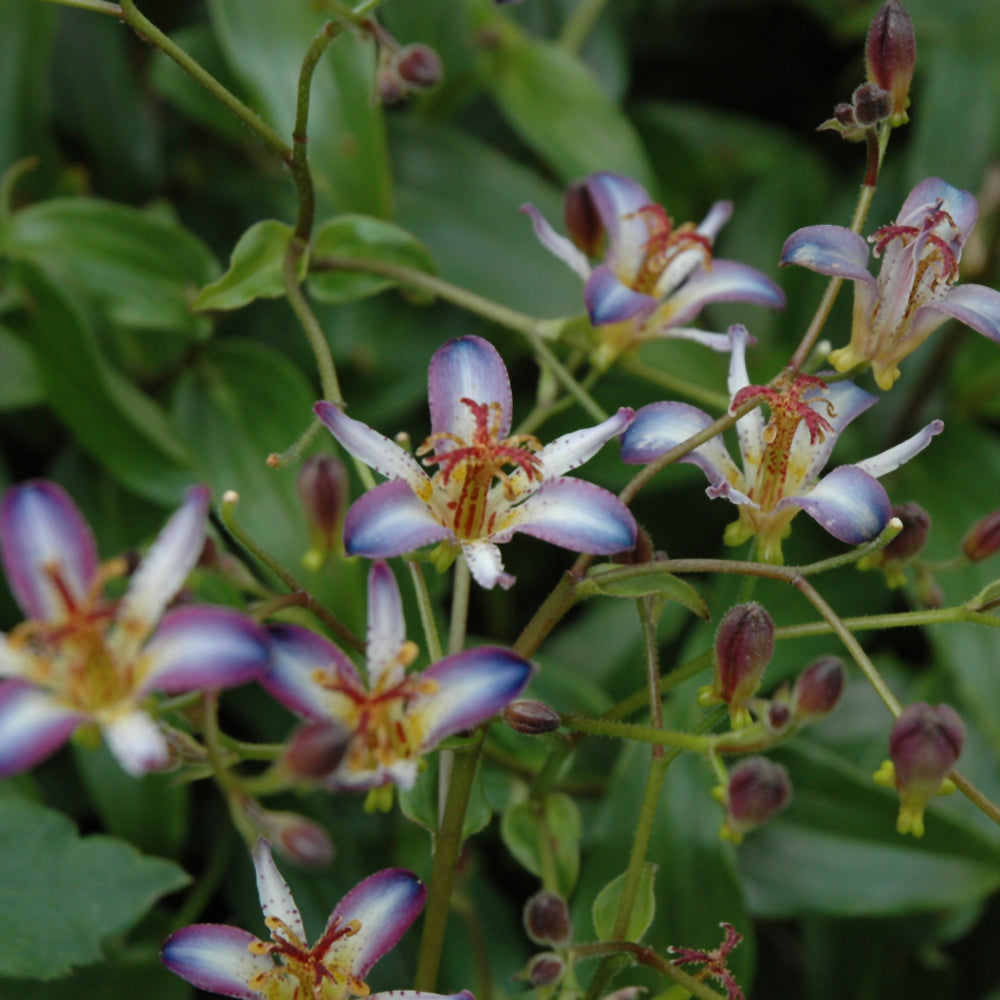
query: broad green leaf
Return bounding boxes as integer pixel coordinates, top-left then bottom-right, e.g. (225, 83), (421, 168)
(581, 563), (710, 619)
(0, 953), (189, 1000)
(308, 215), (438, 305)
(0, 322), (42, 409)
(480, 22), (655, 191)
(592, 862), (658, 943)
(0, 797), (189, 979)
(3, 198), (218, 335)
(6, 263), (196, 505)
(207, 0), (391, 217)
(501, 792), (581, 896)
(398, 751), (492, 842)
(193, 219), (299, 312)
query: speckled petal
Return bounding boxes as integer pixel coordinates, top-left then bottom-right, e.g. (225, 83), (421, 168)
(322, 868), (426, 977)
(787, 465), (891, 544)
(654, 259), (786, 328)
(913, 283), (1000, 345)
(420, 647), (535, 747)
(585, 265), (658, 325)
(853, 420), (944, 480)
(101, 708), (170, 777)
(535, 407), (633, 478)
(343, 480), (452, 558)
(461, 540), (515, 590)
(428, 336), (513, 445)
(253, 838), (305, 942)
(0, 680), (82, 776)
(0, 480), (98, 621)
(780, 224), (875, 283)
(366, 561), (407, 690)
(520, 203), (591, 279)
(161, 923), (270, 1000)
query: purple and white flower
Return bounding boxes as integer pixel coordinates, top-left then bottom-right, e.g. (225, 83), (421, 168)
(264, 560), (534, 790)
(162, 838), (474, 1000)
(0, 481), (270, 777)
(523, 172), (785, 365)
(620, 325), (943, 563)
(781, 177), (1000, 389)
(316, 335), (636, 590)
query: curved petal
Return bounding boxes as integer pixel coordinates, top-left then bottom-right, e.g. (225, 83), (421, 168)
(323, 868), (426, 977)
(263, 623), (359, 720)
(697, 199), (734, 239)
(654, 259), (786, 328)
(428, 336), (513, 446)
(366, 561), (407, 690)
(0, 680), (82, 777)
(139, 606), (270, 695)
(372, 991), (474, 1000)
(915, 283), (1000, 344)
(315, 403), (428, 486)
(505, 478), (636, 555)
(723, 324), (768, 473)
(584, 172), (655, 275)
(520, 203), (591, 279)
(853, 419), (944, 479)
(584, 265), (657, 325)
(161, 923), (270, 1000)
(787, 465), (891, 544)
(461, 540), (514, 590)
(899, 177), (977, 235)
(536, 407), (634, 478)
(115, 485), (210, 651)
(780, 225), (875, 284)
(0, 480), (97, 621)
(638, 325), (737, 352)
(420, 647), (535, 747)
(253, 838), (305, 942)
(343, 480), (452, 558)
(100, 708), (170, 776)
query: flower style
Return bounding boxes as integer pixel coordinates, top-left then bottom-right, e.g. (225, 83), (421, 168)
(619, 325), (943, 563)
(522, 171), (785, 365)
(0, 480), (270, 777)
(263, 560), (535, 790)
(162, 838), (474, 1000)
(315, 335), (636, 590)
(781, 177), (1000, 389)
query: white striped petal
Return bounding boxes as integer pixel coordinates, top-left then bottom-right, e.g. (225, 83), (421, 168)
(253, 838), (305, 942)
(161, 923), (270, 999)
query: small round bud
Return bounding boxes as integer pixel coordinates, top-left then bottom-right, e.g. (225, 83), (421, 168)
(766, 699), (791, 733)
(792, 656), (845, 721)
(883, 502), (931, 562)
(721, 757), (791, 842)
(395, 44), (443, 89)
(865, 0), (916, 124)
(503, 698), (561, 735)
(266, 812), (336, 869)
(523, 953), (565, 987)
(851, 82), (891, 127)
(704, 602), (774, 727)
(523, 889), (572, 946)
(297, 454), (348, 567)
(283, 720), (352, 780)
(833, 103), (858, 128)
(961, 508), (1000, 562)
(887, 702), (964, 837)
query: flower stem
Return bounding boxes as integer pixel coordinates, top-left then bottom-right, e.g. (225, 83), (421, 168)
(40, 0), (122, 16)
(407, 559), (443, 662)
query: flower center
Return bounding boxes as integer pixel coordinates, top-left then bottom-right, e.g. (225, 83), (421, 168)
(732, 373), (836, 513)
(248, 914), (365, 1000)
(416, 398), (543, 540)
(628, 204), (713, 295)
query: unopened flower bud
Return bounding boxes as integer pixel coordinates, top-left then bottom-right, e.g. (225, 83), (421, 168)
(961, 508), (1000, 562)
(792, 656), (845, 721)
(395, 44), (443, 90)
(833, 103), (858, 128)
(702, 602), (774, 727)
(297, 454), (348, 569)
(523, 953), (565, 987)
(283, 720), (352, 780)
(564, 179), (605, 258)
(600, 989), (647, 1000)
(865, 0), (916, 125)
(883, 502), (931, 562)
(612, 524), (657, 566)
(262, 811), (336, 869)
(766, 699), (791, 734)
(886, 702), (964, 837)
(851, 82), (891, 127)
(720, 757), (791, 842)
(503, 698), (561, 735)
(523, 890), (572, 946)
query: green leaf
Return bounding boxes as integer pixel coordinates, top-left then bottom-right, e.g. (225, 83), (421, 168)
(500, 793), (581, 896)
(0, 321), (42, 410)
(581, 563), (710, 619)
(0, 797), (189, 979)
(398, 752), (492, 842)
(308, 215), (438, 305)
(193, 219), (299, 312)
(3, 198), (218, 335)
(0, 952), (190, 1000)
(480, 24), (655, 190)
(592, 863), (658, 943)
(7, 263), (196, 504)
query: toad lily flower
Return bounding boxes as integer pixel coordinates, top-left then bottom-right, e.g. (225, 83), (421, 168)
(0, 481), (270, 777)
(781, 177), (1000, 389)
(263, 560), (534, 790)
(522, 171), (785, 366)
(316, 335), (636, 590)
(162, 838), (474, 1000)
(620, 325), (943, 563)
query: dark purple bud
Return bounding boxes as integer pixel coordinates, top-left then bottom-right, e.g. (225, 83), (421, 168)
(297, 454), (348, 567)
(523, 890), (572, 946)
(706, 602), (774, 725)
(766, 699), (791, 733)
(283, 720), (352, 779)
(962, 508), (1000, 562)
(396, 44), (443, 90)
(851, 82), (892, 127)
(503, 698), (561, 735)
(834, 103), (858, 128)
(792, 656), (845, 720)
(565, 178), (606, 258)
(883, 502), (931, 562)
(865, 0), (916, 123)
(722, 757), (791, 841)
(265, 812), (336, 869)
(524, 953), (565, 987)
